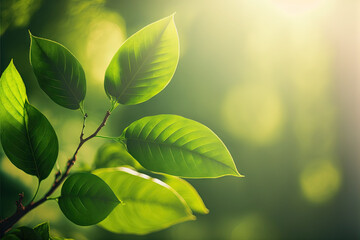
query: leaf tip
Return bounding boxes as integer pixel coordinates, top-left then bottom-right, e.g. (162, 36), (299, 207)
(188, 214), (196, 221)
(232, 170), (245, 177)
(203, 208), (210, 214)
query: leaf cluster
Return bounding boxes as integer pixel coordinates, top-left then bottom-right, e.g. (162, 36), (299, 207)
(0, 14), (242, 238)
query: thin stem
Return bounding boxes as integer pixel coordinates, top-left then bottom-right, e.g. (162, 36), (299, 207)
(46, 197), (59, 201)
(0, 111), (112, 237)
(109, 99), (119, 113)
(29, 180), (40, 204)
(80, 113), (88, 141)
(79, 101), (86, 116)
(95, 135), (118, 140)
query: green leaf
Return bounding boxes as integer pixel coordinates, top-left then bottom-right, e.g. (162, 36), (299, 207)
(33, 222), (50, 240)
(104, 14), (179, 106)
(93, 143), (208, 214)
(3, 226), (41, 240)
(93, 167), (195, 235)
(0, 61), (59, 180)
(29, 32), (86, 110)
(93, 142), (142, 170)
(161, 175), (209, 214)
(0, 60), (27, 124)
(58, 172), (120, 226)
(123, 114), (242, 178)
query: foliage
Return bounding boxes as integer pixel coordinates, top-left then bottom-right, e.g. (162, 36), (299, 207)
(0, 14), (241, 239)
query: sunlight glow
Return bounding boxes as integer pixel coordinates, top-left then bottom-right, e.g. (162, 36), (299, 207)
(222, 84), (283, 144)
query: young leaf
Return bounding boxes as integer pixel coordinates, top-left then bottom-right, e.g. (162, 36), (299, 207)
(161, 175), (209, 214)
(58, 172), (120, 226)
(0, 62), (59, 180)
(29, 33), (86, 110)
(93, 142), (142, 170)
(0, 60), (27, 128)
(104, 14), (179, 106)
(3, 226), (41, 240)
(33, 222), (50, 240)
(93, 167), (195, 235)
(123, 114), (242, 178)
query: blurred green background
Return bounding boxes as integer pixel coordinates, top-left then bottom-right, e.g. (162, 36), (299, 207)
(1, 0), (359, 239)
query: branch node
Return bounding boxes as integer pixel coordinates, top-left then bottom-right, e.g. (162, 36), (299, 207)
(16, 193), (25, 212)
(55, 170), (62, 180)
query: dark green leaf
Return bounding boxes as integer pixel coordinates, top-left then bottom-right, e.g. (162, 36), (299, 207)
(29, 33), (86, 110)
(123, 114), (242, 178)
(161, 175), (209, 214)
(0, 61), (59, 180)
(3, 226), (41, 240)
(93, 167), (195, 235)
(33, 222), (49, 240)
(93, 142), (142, 170)
(104, 14), (179, 106)
(0, 170), (31, 219)
(58, 172), (120, 226)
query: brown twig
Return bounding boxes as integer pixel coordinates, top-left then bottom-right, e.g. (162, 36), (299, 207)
(0, 111), (111, 237)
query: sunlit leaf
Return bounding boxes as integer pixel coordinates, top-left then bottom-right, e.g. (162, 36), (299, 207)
(104, 14), (179, 105)
(0, 61), (59, 180)
(94, 143), (208, 214)
(93, 142), (142, 170)
(58, 172), (120, 226)
(29, 33), (86, 110)
(3, 226), (41, 240)
(33, 222), (49, 240)
(161, 175), (209, 214)
(123, 114), (242, 178)
(94, 167), (195, 235)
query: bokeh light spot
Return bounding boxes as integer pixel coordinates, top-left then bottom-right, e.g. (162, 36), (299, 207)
(300, 160), (341, 204)
(222, 84), (283, 144)
(230, 213), (278, 240)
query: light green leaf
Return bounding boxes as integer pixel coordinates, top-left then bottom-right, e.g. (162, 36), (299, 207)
(58, 172), (120, 226)
(93, 142), (142, 170)
(104, 14), (179, 106)
(161, 175), (209, 214)
(93, 143), (208, 214)
(0, 61), (59, 180)
(33, 222), (49, 240)
(29, 32), (86, 110)
(93, 167), (195, 235)
(3, 226), (41, 240)
(123, 114), (242, 178)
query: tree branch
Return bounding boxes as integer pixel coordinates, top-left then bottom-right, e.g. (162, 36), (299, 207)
(0, 111), (111, 237)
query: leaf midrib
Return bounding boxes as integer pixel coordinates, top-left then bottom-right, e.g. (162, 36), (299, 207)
(23, 107), (41, 179)
(33, 37), (82, 107)
(116, 18), (172, 102)
(126, 137), (236, 174)
(61, 194), (119, 204)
